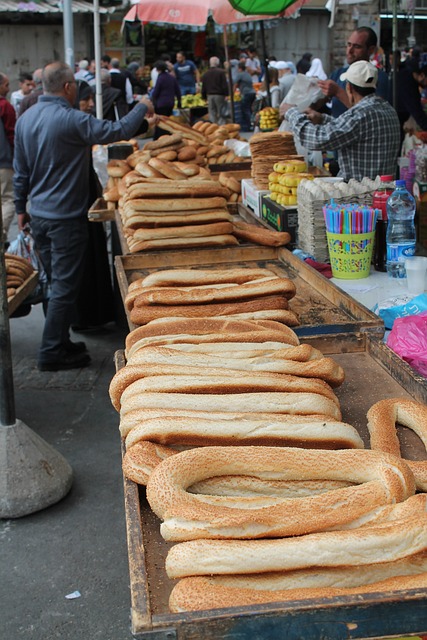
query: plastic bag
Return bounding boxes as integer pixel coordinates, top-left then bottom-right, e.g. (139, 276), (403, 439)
(387, 311), (427, 377)
(283, 74), (324, 113)
(7, 227), (48, 305)
(375, 293), (427, 330)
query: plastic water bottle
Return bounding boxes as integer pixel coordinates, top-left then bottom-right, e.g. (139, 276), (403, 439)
(386, 180), (416, 279)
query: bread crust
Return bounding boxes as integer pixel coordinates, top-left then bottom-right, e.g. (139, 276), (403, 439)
(127, 234), (238, 254)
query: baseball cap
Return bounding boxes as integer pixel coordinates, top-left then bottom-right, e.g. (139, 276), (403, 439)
(340, 60), (378, 88)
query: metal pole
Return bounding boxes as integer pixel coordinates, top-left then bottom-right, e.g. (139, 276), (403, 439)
(223, 25), (235, 123)
(259, 21), (271, 107)
(63, 0), (75, 70)
(0, 192), (16, 427)
(93, 0), (103, 119)
(392, 0), (398, 110)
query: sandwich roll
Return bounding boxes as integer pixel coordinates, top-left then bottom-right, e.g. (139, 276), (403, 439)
(233, 221), (291, 247)
(141, 267), (277, 288)
(147, 446), (414, 541)
(123, 211), (234, 230)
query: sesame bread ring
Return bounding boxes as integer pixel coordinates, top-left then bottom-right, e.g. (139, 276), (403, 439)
(367, 398), (427, 491)
(146, 446), (415, 541)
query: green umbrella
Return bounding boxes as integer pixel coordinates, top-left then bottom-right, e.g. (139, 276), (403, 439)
(227, 0), (299, 15)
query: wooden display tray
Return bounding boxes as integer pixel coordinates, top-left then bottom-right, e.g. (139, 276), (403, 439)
(114, 244), (384, 352)
(117, 335), (427, 638)
(88, 198), (115, 222)
(7, 271), (39, 316)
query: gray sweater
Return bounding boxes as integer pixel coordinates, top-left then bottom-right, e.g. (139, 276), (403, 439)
(14, 95), (148, 219)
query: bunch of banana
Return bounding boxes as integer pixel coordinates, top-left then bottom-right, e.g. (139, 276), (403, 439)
(259, 107), (279, 131)
(178, 94), (207, 109)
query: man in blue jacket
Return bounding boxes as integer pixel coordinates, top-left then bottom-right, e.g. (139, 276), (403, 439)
(14, 61), (154, 371)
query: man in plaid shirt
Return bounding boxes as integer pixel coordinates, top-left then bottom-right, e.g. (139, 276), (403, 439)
(283, 61), (400, 181)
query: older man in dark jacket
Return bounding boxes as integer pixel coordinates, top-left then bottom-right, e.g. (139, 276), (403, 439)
(14, 61), (154, 371)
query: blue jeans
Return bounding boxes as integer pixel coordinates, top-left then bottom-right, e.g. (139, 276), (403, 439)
(30, 216), (88, 364)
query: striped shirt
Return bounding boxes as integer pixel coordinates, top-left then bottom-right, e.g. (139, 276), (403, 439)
(285, 95), (400, 181)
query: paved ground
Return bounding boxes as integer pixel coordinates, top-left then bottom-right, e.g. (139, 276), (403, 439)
(1, 299), (134, 639)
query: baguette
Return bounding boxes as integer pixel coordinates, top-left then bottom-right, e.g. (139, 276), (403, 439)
(124, 415), (362, 449)
(124, 211), (233, 230)
(134, 162), (166, 179)
(124, 197), (227, 212)
(144, 133), (183, 150)
(125, 318), (299, 351)
(129, 293), (289, 315)
(169, 572), (427, 613)
(140, 267), (276, 288)
(148, 157), (188, 180)
(127, 234), (238, 253)
(126, 345), (344, 387)
(234, 221), (291, 247)
(166, 516), (426, 579)
(129, 305), (296, 326)
(132, 222), (233, 241)
(127, 183), (230, 199)
(147, 446), (413, 541)
(110, 365), (339, 411)
(119, 391), (342, 421)
(134, 278), (296, 306)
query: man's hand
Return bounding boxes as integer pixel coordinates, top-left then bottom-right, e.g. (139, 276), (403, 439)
(279, 102), (296, 117)
(304, 108), (324, 125)
(145, 114), (160, 128)
(139, 96), (154, 115)
(318, 79), (339, 98)
(17, 213), (30, 231)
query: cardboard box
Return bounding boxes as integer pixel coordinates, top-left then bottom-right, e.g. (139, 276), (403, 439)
(261, 196), (298, 248)
(241, 179), (269, 218)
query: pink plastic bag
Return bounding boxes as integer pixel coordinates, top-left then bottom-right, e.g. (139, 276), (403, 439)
(387, 311), (427, 377)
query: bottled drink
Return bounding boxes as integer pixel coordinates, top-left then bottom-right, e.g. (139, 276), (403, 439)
(386, 180), (416, 278)
(373, 175), (394, 272)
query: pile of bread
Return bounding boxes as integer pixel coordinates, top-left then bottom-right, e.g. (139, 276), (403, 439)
(124, 267), (300, 327)
(105, 146), (291, 253)
(249, 131), (302, 190)
(5, 253), (35, 300)
(109, 263), (427, 611)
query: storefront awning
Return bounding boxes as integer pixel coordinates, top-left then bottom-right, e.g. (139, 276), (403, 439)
(0, 1), (116, 13)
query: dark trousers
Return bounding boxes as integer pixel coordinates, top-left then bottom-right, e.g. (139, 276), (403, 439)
(30, 216), (88, 364)
(241, 92), (256, 132)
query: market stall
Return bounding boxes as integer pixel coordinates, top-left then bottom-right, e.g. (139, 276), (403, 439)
(103, 113), (427, 639)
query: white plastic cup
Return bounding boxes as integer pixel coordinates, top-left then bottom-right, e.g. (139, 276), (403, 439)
(404, 256), (427, 295)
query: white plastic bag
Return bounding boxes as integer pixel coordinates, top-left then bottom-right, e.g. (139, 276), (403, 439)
(284, 74), (325, 113)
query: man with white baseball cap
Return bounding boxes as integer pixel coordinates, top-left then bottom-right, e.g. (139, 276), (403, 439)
(282, 60), (400, 181)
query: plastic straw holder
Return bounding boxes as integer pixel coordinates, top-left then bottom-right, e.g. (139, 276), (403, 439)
(326, 231), (375, 279)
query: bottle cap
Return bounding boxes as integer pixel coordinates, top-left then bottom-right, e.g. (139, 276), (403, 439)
(380, 175), (393, 181)
(395, 179), (406, 187)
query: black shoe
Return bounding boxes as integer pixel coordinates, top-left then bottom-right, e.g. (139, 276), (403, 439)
(64, 340), (87, 354)
(38, 351), (91, 372)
